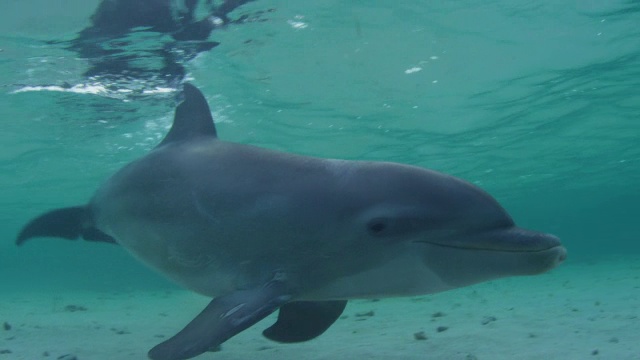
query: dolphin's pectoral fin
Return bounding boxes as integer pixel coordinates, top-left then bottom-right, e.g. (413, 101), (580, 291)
(262, 300), (348, 343)
(147, 280), (292, 360)
(16, 206), (116, 246)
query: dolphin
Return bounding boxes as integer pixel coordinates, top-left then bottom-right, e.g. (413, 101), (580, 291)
(17, 84), (567, 360)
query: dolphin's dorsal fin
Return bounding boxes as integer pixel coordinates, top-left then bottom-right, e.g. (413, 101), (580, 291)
(158, 83), (217, 147)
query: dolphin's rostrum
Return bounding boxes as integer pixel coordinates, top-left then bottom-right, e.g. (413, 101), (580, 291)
(17, 84), (567, 360)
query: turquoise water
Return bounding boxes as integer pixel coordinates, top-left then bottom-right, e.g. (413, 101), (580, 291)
(0, 0), (639, 358)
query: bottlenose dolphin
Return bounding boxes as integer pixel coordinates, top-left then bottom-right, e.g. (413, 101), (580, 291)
(17, 84), (567, 360)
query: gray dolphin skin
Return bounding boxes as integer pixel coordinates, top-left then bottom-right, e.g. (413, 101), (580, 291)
(17, 84), (567, 360)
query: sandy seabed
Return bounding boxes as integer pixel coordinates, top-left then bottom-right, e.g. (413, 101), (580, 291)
(1, 256), (638, 360)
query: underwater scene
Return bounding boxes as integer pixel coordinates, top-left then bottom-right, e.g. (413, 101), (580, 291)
(0, 0), (638, 359)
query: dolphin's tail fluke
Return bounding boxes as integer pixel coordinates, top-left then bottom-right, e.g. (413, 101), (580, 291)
(16, 206), (116, 246)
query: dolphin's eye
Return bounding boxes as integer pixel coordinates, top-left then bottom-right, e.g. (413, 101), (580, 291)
(367, 219), (388, 235)
(369, 220), (387, 234)
(365, 213), (428, 239)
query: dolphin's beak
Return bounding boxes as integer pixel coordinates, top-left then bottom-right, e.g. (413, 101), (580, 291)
(417, 227), (567, 286)
(420, 226), (565, 255)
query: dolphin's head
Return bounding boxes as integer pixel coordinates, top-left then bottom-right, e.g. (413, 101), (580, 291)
(318, 161), (566, 298)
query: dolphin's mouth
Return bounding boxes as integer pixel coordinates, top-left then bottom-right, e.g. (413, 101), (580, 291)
(415, 226), (565, 255)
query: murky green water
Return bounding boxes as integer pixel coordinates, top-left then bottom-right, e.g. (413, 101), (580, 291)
(0, 0), (638, 358)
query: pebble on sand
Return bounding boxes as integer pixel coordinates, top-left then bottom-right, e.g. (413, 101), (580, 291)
(57, 354), (78, 360)
(413, 331), (428, 340)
